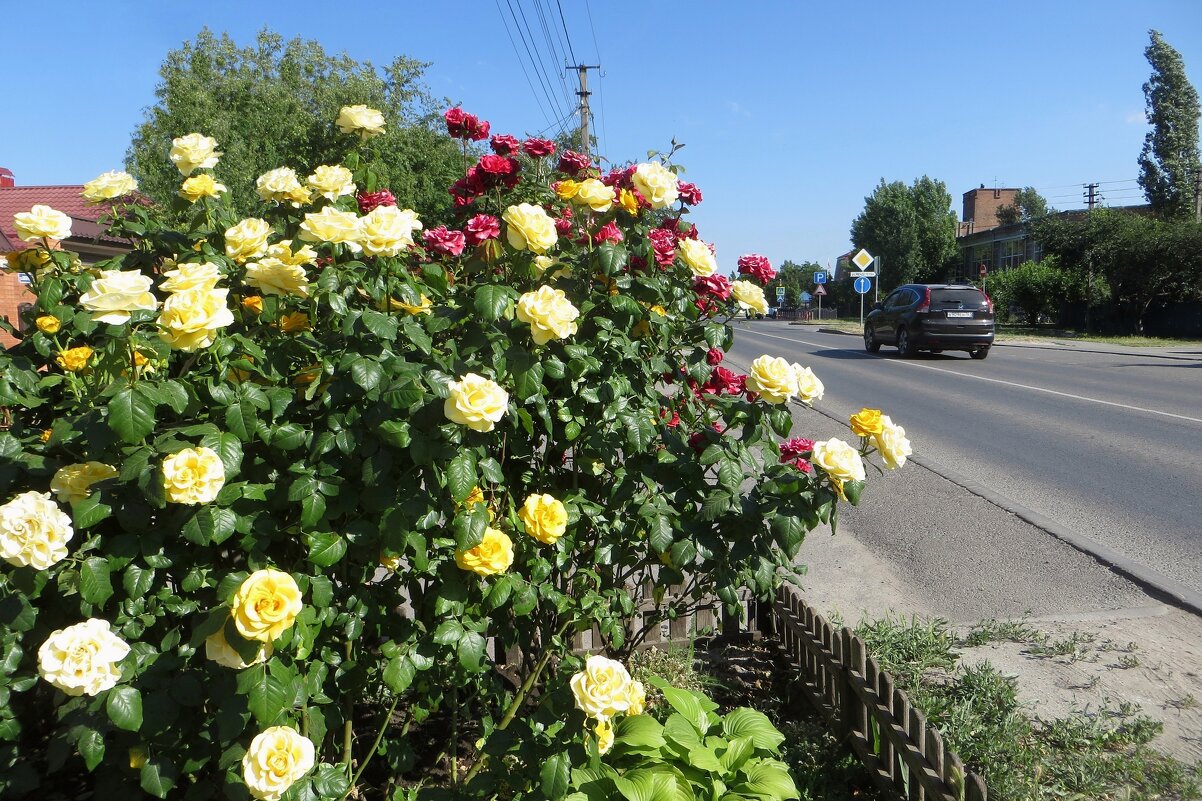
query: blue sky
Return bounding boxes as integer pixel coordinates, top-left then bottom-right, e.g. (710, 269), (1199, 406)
(2, 1), (1199, 271)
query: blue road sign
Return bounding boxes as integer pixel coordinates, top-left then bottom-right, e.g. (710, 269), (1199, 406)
(853, 276), (872, 295)
(800, 291), (812, 303)
(813, 271), (827, 284)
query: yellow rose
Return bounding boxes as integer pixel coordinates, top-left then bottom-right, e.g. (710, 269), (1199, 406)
(595, 718), (614, 755)
(731, 280), (768, 314)
(179, 173), (228, 202)
(532, 255), (557, 277)
(255, 167), (311, 207)
(573, 178), (616, 212)
(205, 624), (272, 669)
(81, 170), (137, 202)
(160, 261), (223, 293)
(298, 207), (362, 252)
(631, 162), (680, 209)
(224, 218), (273, 264)
(337, 105), (386, 139)
(874, 416), (912, 470)
(41, 429), (53, 443)
(379, 552), (402, 571)
(159, 287), (235, 351)
(454, 526), (514, 576)
(242, 725), (315, 801)
(244, 260), (310, 298)
(519, 493), (567, 545)
(243, 295), (264, 314)
(169, 133), (221, 176)
(444, 373), (509, 432)
(278, 312), (310, 334)
(232, 569), (303, 642)
(626, 680), (646, 716)
(503, 203), (558, 255)
(306, 165), (356, 201)
(676, 238), (717, 277)
(35, 315), (61, 334)
(129, 747), (148, 770)
(14, 204), (73, 241)
(358, 206), (422, 257)
(50, 462), (118, 505)
(793, 365), (824, 404)
(56, 346), (94, 373)
(618, 189), (640, 215)
(570, 655), (634, 720)
(78, 269), (159, 324)
(266, 241), (318, 267)
(745, 355), (800, 404)
(850, 408), (884, 438)
(460, 486), (496, 521)
(392, 293), (433, 315)
(516, 285), (579, 345)
(0, 490), (74, 569)
(811, 439), (866, 484)
(37, 618), (129, 697)
(162, 446), (226, 505)
(554, 179), (581, 200)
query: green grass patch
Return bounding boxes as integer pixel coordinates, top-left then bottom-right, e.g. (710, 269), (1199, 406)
(857, 615), (1202, 801)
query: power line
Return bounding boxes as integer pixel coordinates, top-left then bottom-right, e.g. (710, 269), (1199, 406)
(554, 0), (577, 65)
(495, 0), (554, 126)
(508, 0), (569, 123)
(583, 0), (606, 159)
(533, 0), (576, 111)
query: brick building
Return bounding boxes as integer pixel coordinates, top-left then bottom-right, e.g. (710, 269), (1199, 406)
(0, 168), (131, 347)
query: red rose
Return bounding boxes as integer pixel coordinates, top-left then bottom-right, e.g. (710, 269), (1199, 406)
(603, 165), (636, 188)
(444, 107), (468, 138)
(737, 254), (777, 283)
(780, 438), (816, 463)
(591, 221), (624, 245)
(523, 137), (557, 157)
(556, 149), (591, 176)
(706, 347), (724, 365)
(478, 154), (516, 176)
(464, 214), (501, 246)
(688, 423), (725, 454)
(702, 367), (746, 395)
(677, 181), (703, 205)
(464, 115), (490, 141)
(694, 297), (718, 316)
(357, 189), (397, 215)
(659, 408), (680, 428)
(423, 225), (467, 257)
(647, 228), (677, 267)
(490, 134), (521, 155)
(693, 274), (732, 301)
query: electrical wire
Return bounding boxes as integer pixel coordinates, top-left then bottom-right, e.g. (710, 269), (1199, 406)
(533, 0), (576, 111)
(495, 0), (554, 127)
(555, 0), (578, 65)
(583, 0), (606, 160)
(508, 0), (570, 123)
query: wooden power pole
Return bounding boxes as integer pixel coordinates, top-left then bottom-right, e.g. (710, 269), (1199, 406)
(569, 64), (600, 160)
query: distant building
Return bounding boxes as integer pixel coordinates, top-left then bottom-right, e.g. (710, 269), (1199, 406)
(0, 168), (132, 347)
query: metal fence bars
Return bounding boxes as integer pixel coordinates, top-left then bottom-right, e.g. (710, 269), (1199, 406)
(767, 587), (988, 801)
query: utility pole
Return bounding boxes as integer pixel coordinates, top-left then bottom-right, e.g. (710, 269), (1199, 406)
(568, 64), (600, 161)
(1084, 182), (1099, 210)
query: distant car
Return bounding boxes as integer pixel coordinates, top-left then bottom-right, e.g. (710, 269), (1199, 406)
(863, 284), (994, 359)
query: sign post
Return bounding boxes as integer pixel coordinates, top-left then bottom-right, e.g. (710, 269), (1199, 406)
(853, 276), (872, 328)
(979, 263), (987, 295)
(852, 248), (875, 304)
(813, 282), (827, 319)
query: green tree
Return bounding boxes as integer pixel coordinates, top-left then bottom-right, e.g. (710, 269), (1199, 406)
(850, 176), (958, 288)
(1137, 30), (1201, 219)
(126, 28), (462, 219)
(985, 257), (1068, 324)
(995, 187), (1050, 226)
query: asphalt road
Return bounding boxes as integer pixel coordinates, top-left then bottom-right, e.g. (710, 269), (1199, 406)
(728, 321), (1202, 603)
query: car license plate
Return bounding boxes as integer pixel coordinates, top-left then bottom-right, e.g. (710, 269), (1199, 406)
(947, 312), (973, 318)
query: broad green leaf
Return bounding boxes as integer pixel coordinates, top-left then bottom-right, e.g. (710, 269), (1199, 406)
(108, 385), (155, 443)
(80, 557), (113, 605)
(615, 770), (676, 801)
(474, 284), (514, 321)
(737, 761), (799, 801)
(649, 679), (710, 734)
(311, 763), (351, 798)
(361, 309), (399, 340)
(140, 756), (178, 799)
(615, 715), (666, 750)
(719, 736), (755, 774)
(699, 490), (732, 521)
(351, 358), (384, 392)
(107, 685), (144, 732)
(225, 396), (259, 442)
(77, 725), (105, 770)
(305, 531), (346, 568)
(457, 631), (486, 672)
(383, 655), (416, 693)
(594, 242), (628, 275)
(648, 516), (673, 553)
(445, 451), (477, 502)
(182, 507), (237, 546)
(72, 494), (112, 529)
(541, 751), (571, 801)
(722, 709), (785, 751)
(200, 431), (243, 476)
(687, 745), (723, 773)
(236, 663), (292, 726)
(844, 479), (865, 506)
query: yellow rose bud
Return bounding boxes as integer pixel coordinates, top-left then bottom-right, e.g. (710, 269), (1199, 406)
(37, 618), (129, 697)
(455, 527), (514, 576)
(231, 569), (303, 642)
(676, 238), (717, 277)
(850, 408), (885, 438)
(595, 718), (614, 755)
(158, 288), (235, 351)
(170, 133), (221, 176)
(874, 416), (912, 470)
(179, 173), (228, 202)
(243, 295), (264, 314)
(35, 316), (61, 334)
(618, 189), (640, 215)
(56, 346), (94, 373)
(793, 365), (824, 404)
(336, 105), (386, 139)
(242, 725), (315, 801)
(631, 162), (679, 209)
(516, 286), (579, 345)
(162, 446), (225, 505)
(745, 355), (799, 404)
(82, 170), (137, 202)
(358, 206), (422, 257)
(570, 655), (634, 720)
(811, 439), (866, 484)
(379, 552), (402, 572)
(626, 680), (646, 716)
(731, 280), (768, 315)
(502, 203), (558, 255)
(40, 429), (53, 443)
(278, 312), (310, 334)
(49, 462), (118, 505)
(14, 204), (73, 241)
(519, 493), (567, 545)
(573, 178), (616, 213)
(0, 490), (74, 569)
(224, 218), (273, 264)
(392, 293), (433, 315)
(444, 373), (509, 432)
(306, 165), (356, 201)
(160, 261), (222, 293)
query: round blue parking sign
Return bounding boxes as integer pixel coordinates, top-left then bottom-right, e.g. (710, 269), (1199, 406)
(853, 276), (872, 295)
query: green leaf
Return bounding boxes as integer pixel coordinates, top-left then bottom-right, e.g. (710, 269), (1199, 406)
(305, 531), (347, 568)
(717, 459), (743, 490)
(383, 655), (416, 693)
(648, 516), (673, 553)
(687, 745), (723, 773)
(457, 631), (487, 672)
(770, 514), (807, 554)
(77, 725), (106, 770)
(301, 492), (327, 528)
(236, 663), (292, 726)
(594, 243), (629, 276)
(844, 479), (865, 506)
(140, 755), (178, 799)
(72, 494), (112, 529)
(514, 360), (544, 402)
(738, 761), (799, 801)
(80, 557), (114, 605)
(351, 359), (384, 392)
(200, 431), (244, 476)
(309, 576), (334, 609)
(361, 309), (399, 340)
(649, 678), (710, 734)
(722, 709), (785, 751)
(541, 751), (571, 801)
(614, 770), (676, 801)
(615, 715), (666, 751)
(719, 736), (755, 774)
(225, 395), (259, 442)
(156, 380), (190, 414)
(445, 451), (477, 502)
(123, 565), (155, 598)
(182, 506), (237, 546)
(699, 490), (731, 521)
(474, 284), (514, 320)
(106, 685), (143, 732)
(311, 763), (351, 798)
(378, 420), (411, 447)
(108, 385), (156, 443)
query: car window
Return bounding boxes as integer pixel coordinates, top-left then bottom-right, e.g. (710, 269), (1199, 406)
(884, 290), (909, 310)
(931, 289), (987, 308)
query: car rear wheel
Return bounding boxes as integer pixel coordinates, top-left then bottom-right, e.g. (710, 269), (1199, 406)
(896, 328), (914, 358)
(864, 326), (880, 353)
(970, 347), (989, 360)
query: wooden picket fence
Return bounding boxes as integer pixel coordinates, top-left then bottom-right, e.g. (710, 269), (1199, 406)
(765, 586), (988, 801)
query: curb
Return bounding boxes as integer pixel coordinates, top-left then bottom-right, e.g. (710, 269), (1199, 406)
(724, 350), (1202, 619)
(792, 324), (1201, 363)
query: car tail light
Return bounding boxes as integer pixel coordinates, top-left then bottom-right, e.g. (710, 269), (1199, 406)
(982, 291), (993, 313)
(915, 287), (931, 313)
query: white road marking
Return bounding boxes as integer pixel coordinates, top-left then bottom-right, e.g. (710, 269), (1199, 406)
(738, 328), (1202, 425)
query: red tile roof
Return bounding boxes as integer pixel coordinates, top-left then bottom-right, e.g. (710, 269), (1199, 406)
(0, 185), (128, 250)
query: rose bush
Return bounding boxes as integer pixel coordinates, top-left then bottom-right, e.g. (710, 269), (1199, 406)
(0, 104), (907, 798)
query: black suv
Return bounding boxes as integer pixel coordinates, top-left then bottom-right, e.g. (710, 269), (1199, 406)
(864, 284), (994, 359)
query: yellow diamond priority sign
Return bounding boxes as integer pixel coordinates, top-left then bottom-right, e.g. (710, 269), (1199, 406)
(852, 249), (874, 270)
